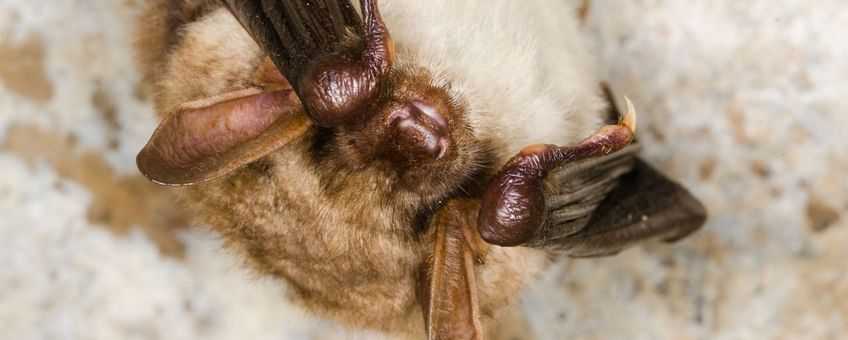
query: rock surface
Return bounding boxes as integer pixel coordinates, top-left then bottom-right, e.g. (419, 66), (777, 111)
(0, 0), (845, 339)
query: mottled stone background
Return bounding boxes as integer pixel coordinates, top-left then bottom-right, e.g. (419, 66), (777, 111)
(0, 0), (845, 339)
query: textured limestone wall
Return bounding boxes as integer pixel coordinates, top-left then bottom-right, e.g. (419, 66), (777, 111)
(0, 0), (845, 339)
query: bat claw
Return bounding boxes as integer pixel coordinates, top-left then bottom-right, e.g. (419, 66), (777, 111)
(620, 96), (637, 135)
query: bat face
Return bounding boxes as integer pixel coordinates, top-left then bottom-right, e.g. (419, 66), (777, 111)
(136, 0), (705, 337)
(139, 1), (484, 208)
(136, 0), (551, 335)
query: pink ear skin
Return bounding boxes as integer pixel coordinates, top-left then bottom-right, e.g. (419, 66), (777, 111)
(137, 86), (311, 186)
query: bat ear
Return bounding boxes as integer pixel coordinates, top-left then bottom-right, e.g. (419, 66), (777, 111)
(137, 87), (311, 186)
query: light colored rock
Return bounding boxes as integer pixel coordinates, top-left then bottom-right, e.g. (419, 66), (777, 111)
(0, 0), (845, 339)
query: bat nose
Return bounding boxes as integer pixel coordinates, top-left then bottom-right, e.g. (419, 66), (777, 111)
(388, 100), (451, 160)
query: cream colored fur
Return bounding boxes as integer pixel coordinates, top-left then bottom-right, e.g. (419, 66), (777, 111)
(149, 1), (607, 155)
(383, 0), (606, 162)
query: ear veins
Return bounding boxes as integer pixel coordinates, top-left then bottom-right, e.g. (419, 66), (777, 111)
(477, 106), (637, 246)
(157, 88), (295, 169)
(137, 86), (311, 186)
(419, 199), (487, 340)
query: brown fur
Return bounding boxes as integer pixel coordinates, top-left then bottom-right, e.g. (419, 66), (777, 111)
(135, 1), (549, 337)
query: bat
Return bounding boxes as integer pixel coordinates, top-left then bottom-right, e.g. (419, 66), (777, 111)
(134, 0), (707, 338)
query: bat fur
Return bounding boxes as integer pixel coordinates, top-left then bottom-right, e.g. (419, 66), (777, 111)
(136, 0), (613, 337)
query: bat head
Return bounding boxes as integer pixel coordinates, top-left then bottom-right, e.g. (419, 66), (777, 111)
(136, 0), (483, 210)
(133, 1), (706, 337)
(133, 3), (520, 334)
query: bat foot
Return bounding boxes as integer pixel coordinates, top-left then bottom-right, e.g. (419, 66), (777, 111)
(478, 111), (637, 247)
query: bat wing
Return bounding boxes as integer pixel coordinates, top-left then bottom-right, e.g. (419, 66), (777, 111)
(477, 99), (706, 256)
(532, 154), (705, 257)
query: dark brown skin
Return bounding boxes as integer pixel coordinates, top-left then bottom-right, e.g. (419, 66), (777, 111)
(478, 115), (636, 246)
(312, 66), (480, 210)
(224, 0), (394, 128)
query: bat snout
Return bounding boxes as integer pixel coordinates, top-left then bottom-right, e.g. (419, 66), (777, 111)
(387, 100), (451, 160)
